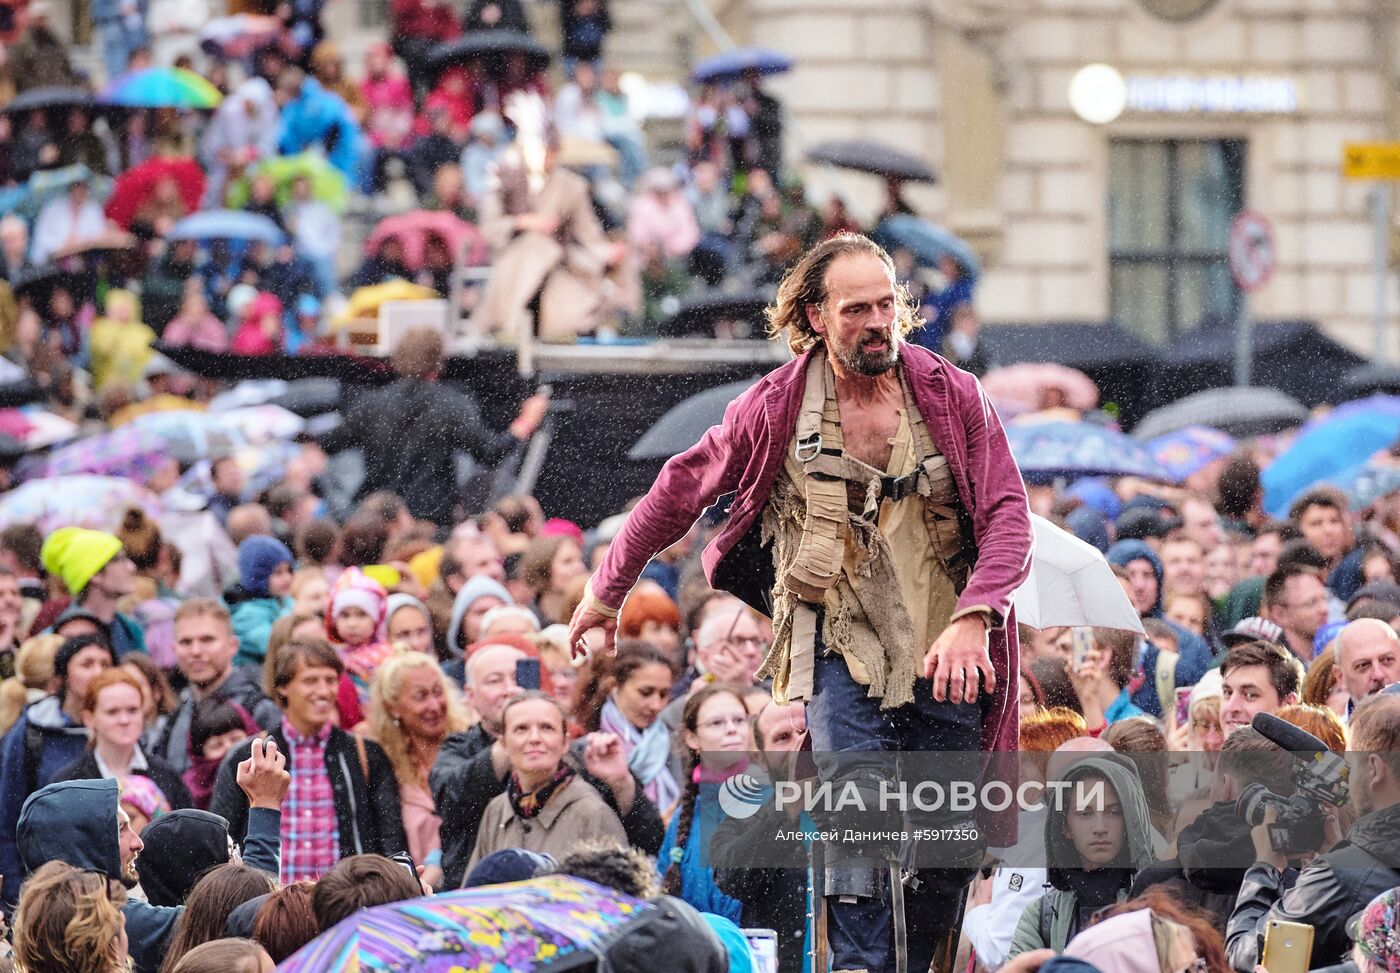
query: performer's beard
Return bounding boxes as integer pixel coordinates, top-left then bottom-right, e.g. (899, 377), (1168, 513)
(833, 328), (899, 376)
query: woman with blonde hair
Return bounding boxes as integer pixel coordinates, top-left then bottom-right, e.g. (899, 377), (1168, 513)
(12, 860), (130, 973)
(369, 649), (471, 888)
(0, 632), (60, 737)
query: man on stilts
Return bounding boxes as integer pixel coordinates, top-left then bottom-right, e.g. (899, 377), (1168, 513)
(568, 233), (1033, 973)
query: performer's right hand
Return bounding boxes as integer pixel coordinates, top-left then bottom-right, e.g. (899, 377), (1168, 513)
(567, 598), (618, 663)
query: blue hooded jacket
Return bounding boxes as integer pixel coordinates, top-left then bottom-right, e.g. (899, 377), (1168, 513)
(1106, 539), (1211, 688)
(0, 695), (91, 912)
(657, 781), (744, 925)
(14, 778), (283, 973)
(278, 77), (366, 180)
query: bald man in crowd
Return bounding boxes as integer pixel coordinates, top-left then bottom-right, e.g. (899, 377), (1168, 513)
(1336, 618), (1400, 713)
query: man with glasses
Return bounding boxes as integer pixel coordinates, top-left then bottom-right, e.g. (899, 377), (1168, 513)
(570, 233), (1033, 973)
(1262, 564), (1330, 662)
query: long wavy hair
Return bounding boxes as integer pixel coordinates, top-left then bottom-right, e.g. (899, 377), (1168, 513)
(572, 639), (676, 733)
(764, 232), (923, 355)
(13, 861), (128, 973)
(369, 650), (473, 790)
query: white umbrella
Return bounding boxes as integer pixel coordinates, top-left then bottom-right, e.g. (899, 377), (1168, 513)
(1014, 515), (1144, 634)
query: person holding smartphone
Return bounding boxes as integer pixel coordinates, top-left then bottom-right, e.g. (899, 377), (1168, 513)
(1066, 628), (1148, 736)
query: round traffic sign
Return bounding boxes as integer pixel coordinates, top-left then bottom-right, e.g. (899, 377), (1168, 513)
(1229, 211), (1276, 293)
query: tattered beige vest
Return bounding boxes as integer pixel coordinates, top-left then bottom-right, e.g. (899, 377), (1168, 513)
(758, 350), (970, 709)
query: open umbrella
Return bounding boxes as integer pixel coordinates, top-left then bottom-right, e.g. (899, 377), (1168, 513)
(277, 876), (652, 973)
(200, 14), (287, 60)
(104, 156), (206, 230)
(691, 47), (792, 83)
(125, 409), (244, 463)
(168, 210), (283, 244)
(364, 210), (486, 269)
(215, 404), (306, 444)
(0, 406), (79, 449)
(1145, 426), (1237, 483)
(26, 426), (171, 482)
(1263, 409), (1400, 517)
(1131, 387), (1308, 441)
(0, 475), (163, 534)
(982, 363), (1098, 413)
(102, 67), (223, 109)
(660, 288), (773, 338)
(806, 138), (937, 182)
(50, 231), (138, 261)
(1008, 421), (1172, 483)
(237, 153), (348, 212)
(1015, 514), (1144, 633)
(871, 215), (980, 276)
(628, 377), (760, 460)
(2, 86), (93, 116)
(427, 30), (551, 74)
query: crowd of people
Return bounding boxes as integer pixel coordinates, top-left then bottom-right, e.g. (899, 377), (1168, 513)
(0, 2), (1393, 973)
(0, 307), (1390, 973)
(0, 0), (984, 410)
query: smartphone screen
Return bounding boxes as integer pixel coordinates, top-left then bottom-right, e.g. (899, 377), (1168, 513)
(1071, 627), (1095, 670)
(1175, 686), (1193, 727)
(743, 929), (778, 973)
(516, 658), (542, 691)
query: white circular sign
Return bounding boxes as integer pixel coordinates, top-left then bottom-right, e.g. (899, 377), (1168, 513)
(1229, 211), (1276, 293)
(1069, 64), (1128, 125)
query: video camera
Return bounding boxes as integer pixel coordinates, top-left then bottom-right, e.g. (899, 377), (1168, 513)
(1235, 713), (1349, 856)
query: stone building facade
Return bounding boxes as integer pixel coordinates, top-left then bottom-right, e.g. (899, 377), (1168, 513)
(715, 0), (1399, 355)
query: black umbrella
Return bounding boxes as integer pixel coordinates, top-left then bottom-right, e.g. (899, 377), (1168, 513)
(271, 377), (342, 417)
(1131, 387), (1308, 441)
(1341, 364), (1400, 398)
(660, 288), (773, 338)
(427, 30), (551, 74)
(806, 139), (937, 182)
(11, 264), (79, 304)
(628, 377), (760, 460)
(2, 87), (93, 116)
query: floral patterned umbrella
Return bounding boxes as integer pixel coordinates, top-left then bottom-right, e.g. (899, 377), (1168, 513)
(1008, 421), (1172, 484)
(25, 426), (172, 483)
(1145, 425), (1237, 483)
(0, 475), (163, 534)
(276, 876), (652, 972)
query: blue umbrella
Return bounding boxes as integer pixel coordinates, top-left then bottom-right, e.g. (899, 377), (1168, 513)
(1008, 421), (1172, 483)
(691, 47), (793, 83)
(168, 210), (284, 244)
(871, 215), (981, 277)
(1325, 462), (1400, 511)
(1145, 426), (1237, 482)
(1263, 410), (1400, 516)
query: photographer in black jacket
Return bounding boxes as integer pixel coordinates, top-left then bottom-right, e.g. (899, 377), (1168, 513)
(1225, 694), (1400, 971)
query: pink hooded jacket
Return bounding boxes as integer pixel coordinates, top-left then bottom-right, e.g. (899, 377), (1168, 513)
(592, 344), (1033, 789)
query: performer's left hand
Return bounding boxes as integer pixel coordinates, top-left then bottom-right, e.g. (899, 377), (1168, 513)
(923, 615), (994, 704)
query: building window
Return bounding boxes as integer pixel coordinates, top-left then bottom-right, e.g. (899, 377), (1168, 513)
(1108, 138), (1245, 345)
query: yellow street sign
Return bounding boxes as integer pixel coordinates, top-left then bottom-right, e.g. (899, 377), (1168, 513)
(1344, 143), (1400, 180)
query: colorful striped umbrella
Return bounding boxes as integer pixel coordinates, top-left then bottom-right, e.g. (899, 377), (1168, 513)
(103, 68), (223, 109)
(277, 876), (652, 972)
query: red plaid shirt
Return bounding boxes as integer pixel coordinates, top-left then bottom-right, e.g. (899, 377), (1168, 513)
(280, 720), (340, 883)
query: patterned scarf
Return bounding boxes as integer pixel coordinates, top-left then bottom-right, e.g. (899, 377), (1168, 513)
(507, 763), (576, 821)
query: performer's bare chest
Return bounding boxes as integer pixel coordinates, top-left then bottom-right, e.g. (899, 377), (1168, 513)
(836, 401), (902, 472)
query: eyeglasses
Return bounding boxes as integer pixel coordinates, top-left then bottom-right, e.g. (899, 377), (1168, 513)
(698, 715), (749, 732)
(724, 635), (767, 650)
